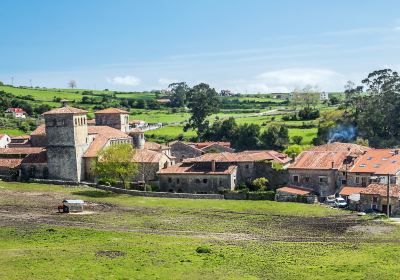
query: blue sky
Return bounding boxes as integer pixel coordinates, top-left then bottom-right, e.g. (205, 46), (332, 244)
(1, 0), (400, 93)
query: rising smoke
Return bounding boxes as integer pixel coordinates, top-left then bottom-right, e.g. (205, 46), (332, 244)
(328, 124), (356, 143)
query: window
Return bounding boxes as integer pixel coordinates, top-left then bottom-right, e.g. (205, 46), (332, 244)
(168, 177), (172, 183)
(319, 176), (328, 183)
(341, 179), (347, 185)
(293, 175), (299, 183)
(195, 179), (201, 183)
(304, 177), (310, 183)
(203, 179), (208, 184)
(176, 178), (180, 184)
(356, 177), (360, 184)
(245, 164), (249, 169)
(372, 196), (378, 203)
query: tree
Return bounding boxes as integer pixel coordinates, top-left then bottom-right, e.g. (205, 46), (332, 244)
(291, 135), (303, 145)
(231, 123), (260, 150)
(260, 124), (289, 150)
(169, 82), (189, 107)
(252, 177), (268, 191)
(94, 144), (138, 189)
(68, 80), (77, 89)
(284, 144), (303, 158)
(184, 83), (220, 140)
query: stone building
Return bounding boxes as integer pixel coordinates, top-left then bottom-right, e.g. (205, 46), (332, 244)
(158, 150), (291, 193)
(359, 183), (400, 216)
(339, 149), (400, 187)
(94, 108), (130, 132)
(158, 161), (237, 193)
(43, 107), (89, 182)
(288, 142), (370, 197)
(170, 141), (234, 162)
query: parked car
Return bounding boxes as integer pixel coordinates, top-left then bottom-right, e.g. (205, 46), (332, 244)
(334, 197), (347, 208)
(325, 196), (336, 206)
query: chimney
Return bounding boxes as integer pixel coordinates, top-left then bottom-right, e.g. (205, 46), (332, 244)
(331, 161), (335, 169)
(211, 160), (216, 172)
(60, 99), (69, 107)
(395, 149), (399, 155)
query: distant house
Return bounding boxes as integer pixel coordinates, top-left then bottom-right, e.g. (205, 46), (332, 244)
(0, 134), (11, 148)
(359, 183), (400, 216)
(320, 92), (330, 101)
(5, 108), (26, 118)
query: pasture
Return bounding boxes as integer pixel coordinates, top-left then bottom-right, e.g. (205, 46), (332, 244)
(1, 181), (399, 279)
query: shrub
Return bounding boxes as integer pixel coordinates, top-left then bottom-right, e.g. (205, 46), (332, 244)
(251, 177), (268, 191)
(196, 246), (212, 254)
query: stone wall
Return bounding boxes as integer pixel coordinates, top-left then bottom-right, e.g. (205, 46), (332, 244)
(95, 113), (129, 132)
(288, 169), (337, 197)
(159, 171), (236, 194)
(359, 193), (399, 215)
(170, 142), (203, 162)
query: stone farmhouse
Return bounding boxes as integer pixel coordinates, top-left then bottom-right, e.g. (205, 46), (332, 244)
(169, 140), (234, 162)
(288, 142), (370, 197)
(0, 106), (174, 184)
(359, 184), (400, 215)
(158, 150), (291, 193)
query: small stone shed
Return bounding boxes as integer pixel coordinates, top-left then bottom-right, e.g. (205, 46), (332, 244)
(275, 186), (316, 203)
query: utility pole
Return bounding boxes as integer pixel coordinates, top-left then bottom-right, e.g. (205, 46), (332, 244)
(29, 79), (32, 88)
(11, 77), (14, 86)
(387, 173), (390, 217)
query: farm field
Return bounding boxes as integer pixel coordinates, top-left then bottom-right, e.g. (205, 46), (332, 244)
(1, 181), (400, 279)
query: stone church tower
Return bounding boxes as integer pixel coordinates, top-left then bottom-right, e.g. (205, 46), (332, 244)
(43, 107), (89, 182)
(94, 108), (130, 132)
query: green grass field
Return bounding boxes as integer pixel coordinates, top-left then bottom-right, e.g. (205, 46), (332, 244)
(1, 181), (400, 279)
(0, 128), (27, 136)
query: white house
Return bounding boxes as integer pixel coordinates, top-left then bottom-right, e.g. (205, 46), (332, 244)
(0, 134), (11, 148)
(320, 92), (330, 101)
(5, 108), (26, 118)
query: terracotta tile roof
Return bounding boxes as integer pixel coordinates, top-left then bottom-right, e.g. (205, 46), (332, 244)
(43, 106), (87, 115)
(87, 119), (96, 125)
(349, 149), (400, 175)
(339, 186), (365, 196)
(158, 162), (237, 175)
(0, 147), (44, 155)
(31, 124), (46, 136)
(10, 135), (30, 140)
(191, 141), (231, 149)
(6, 108), (25, 113)
(84, 126), (132, 158)
(132, 149), (165, 163)
(309, 142), (370, 155)
(184, 151), (291, 164)
(21, 150), (47, 164)
(0, 158), (23, 168)
(276, 186), (313, 195)
(289, 150), (349, 170)
(83, 135), (108, 158)
(94, 108), (129, 114)
(144, 141), (169, 151)
(88, 126), (129, 138)
(360, 183), (400, 197)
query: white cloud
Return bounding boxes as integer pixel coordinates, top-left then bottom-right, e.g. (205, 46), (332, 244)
(107, 75), (140, 86)
(158, 78), (178, 85)
(256, 68), (345, 91)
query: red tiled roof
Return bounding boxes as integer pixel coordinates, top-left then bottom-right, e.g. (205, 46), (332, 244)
(43, 106), (87, 115)
(184, 151), (291, 164)
(88, 126), (129, 138)
(0, 158), (23, 168)
(192, 142), (231, 149)
(144, 141), (168, 151)
(21, 150), (47, 164)
(310, 142), (370, 155)
(83, 135), (108, 158)
(0, 147), (44, 155)
(94, 108), (129, 114)
(349, 149), (400, 175)
(289, 150), (349, 170)
(276, 186), (313, 195)
(360, 184), (400, 197)
(158, 162), (237, 175)
(339, 186), (365, 196)
(6, 108), (25, 113)
(31, 124), (46, 136)
(132, 149), (166, 163)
